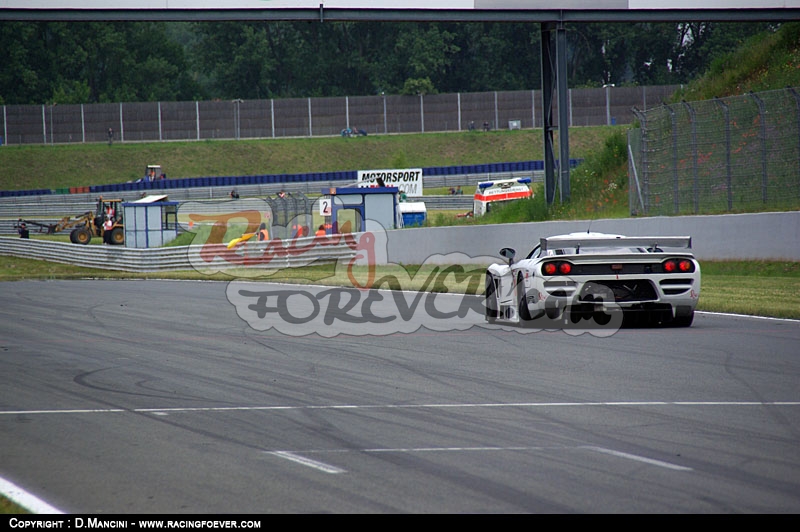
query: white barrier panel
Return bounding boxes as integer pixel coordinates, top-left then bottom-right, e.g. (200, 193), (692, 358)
(385, 211), (800, 265)
(2, 212), (799, 270)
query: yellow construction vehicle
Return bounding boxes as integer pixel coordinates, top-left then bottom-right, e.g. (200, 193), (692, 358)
(19, 197), (125, 245)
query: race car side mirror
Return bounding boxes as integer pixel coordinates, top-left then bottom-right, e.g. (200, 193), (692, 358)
(499, 247), (516, 265)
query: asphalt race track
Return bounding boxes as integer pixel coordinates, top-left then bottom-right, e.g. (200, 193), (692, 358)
(1, 279), (799, 513)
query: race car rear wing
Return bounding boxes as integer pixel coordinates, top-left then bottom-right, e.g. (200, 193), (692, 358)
(540, 235), (692, 252)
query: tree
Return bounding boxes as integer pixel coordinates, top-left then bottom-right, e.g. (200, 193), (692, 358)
(674, 22), (774, 80)
(190, 22), (280, 99)
(401, 77), (436, 95)
(0, 21), (201, 104)
(391, 23), (460, 94)
(0, 22), (55, 104)
(444, 22), (542, 92)
(0, 19), (778, 106)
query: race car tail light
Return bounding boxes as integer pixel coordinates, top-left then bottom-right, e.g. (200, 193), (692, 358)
(542, 261), (573, 276)
(662, 258), (695, 273)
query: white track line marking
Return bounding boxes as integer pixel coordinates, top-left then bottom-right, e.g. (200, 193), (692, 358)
(696, 310), (800, 323)
(0, 476), (65, 514)
(266, 451), (346, 474)
(2, 401), (798, 416)
(360, 445), (545, 453)
(582, 446), (693, 471)
(269, 445), (692, 473)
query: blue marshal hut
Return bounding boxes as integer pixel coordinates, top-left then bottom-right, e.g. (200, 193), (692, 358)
(122, 194), (179, 248)
(320, 186), (403, 234)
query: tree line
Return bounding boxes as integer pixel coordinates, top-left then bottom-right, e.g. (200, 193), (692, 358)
(0, 20), (777, 106)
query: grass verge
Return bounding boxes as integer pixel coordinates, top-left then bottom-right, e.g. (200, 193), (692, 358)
(0, 255), (797, 320)
(0, 498), (28, 515)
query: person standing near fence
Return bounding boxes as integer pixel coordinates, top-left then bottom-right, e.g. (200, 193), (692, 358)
(258, 223), (270, 241)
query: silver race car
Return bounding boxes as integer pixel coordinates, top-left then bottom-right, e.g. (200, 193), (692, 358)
(485, 232), (701, 327)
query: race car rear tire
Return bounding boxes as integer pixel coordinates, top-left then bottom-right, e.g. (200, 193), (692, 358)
(593, 310), (612, 326)
(485, 274), (499, 323)
(671, 311), (694, 327)
(517, 275), (532, 323)
(568, 304), (592, 323)
(545, 301), (562, 320)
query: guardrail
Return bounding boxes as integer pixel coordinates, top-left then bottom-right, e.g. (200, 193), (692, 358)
(5, 211), (799, 269)
(0, 171), (542, 236)
(0, 235), (358, 273)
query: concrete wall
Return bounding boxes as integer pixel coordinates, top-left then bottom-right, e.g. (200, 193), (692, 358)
(383, 211), (800, 265)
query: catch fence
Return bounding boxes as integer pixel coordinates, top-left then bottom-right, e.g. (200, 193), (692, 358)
(628, 87), (800, 216)
(0, 86), (679, 146)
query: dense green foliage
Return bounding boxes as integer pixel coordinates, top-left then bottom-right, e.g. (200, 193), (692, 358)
(673, 21), (800, 101)
(0, 20), (778, 105)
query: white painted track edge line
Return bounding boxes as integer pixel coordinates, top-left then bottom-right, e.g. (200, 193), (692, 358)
(0, 476), (65, 514)
(2, 401), (800, 416)
(582, 446), (694, 471)
(266, 451), (346, 474)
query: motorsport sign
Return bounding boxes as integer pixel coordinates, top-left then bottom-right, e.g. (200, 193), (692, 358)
(357, 168), (423, 197)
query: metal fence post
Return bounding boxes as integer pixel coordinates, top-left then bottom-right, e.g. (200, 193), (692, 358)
(666, 104), (679, 214)
(714, 97), (733, 211)
(382, 93), (387, 134)
(632, 107), (649, 214)
(195, 101), (200, 141)
(308, 97), (312, 137)
(420, 93), (424, 134)
(233, 99), (242, 140)
(627, 127), (646, 216)
(790, 87), (800, 196)
(158, 102), (163, 142)
(457, 92), (461, 131)
(750, 91), (768, 203)
(270, 99), (275, 138)
(682, 101), (699, 213)
(494, 91), (499, 130)
(49, 104), (55, 145)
